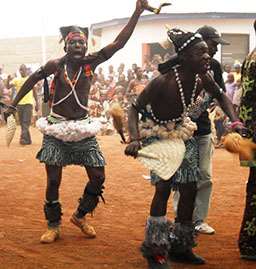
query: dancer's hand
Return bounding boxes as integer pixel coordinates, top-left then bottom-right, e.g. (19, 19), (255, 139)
(124, 140), (141, 158)
(135, 0), (148, 15)
(3, 105), (17, 122)
(232, 122), (248, 138)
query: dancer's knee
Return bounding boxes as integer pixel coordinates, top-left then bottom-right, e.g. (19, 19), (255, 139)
(155, 181), (171, 201)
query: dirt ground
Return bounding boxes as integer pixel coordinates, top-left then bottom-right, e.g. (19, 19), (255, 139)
(0, 127), (255, 269)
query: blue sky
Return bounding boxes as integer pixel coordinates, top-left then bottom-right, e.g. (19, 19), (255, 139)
(0, 0), (255, 38)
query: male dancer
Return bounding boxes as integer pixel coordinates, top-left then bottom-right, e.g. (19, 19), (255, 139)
(125, 28), (242, 269)
(5, 0), (148, 243)
(238, 19), (256, 261)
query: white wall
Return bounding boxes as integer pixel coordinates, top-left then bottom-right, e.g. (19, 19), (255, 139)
(97, 17), (255, 71)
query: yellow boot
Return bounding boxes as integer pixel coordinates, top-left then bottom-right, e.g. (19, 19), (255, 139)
(40, 227), (60, 244)
(70, 214), (96, 238)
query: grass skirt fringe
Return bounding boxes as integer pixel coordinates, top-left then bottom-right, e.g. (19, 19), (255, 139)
(36, 135), (105, 167)
(172, 138), (200, 184)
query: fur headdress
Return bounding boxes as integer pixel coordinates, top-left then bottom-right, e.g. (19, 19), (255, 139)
(158, 27), (203, 74)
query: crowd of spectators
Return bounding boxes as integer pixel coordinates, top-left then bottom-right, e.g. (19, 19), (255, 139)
(0, 57), (243, 146)
(212, 62), (242, 147)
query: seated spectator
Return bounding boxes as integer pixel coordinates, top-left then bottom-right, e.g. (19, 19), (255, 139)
(116, 74), (128, 91)
(117, 63), (125, 77)
(127, 69), (135, 83)
(96, 67), (105, 84)
(127, 67), (148, 98)
(107, 65), (116, 80)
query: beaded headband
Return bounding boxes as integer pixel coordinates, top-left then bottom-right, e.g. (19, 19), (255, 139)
(59, 26), (88, 44)
(166, 28), (203, 53)
(65, 32), (87, 43)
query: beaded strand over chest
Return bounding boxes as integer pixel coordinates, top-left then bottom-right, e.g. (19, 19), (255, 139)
(149, 65), (199, 124)
(52, 65), (88, 111)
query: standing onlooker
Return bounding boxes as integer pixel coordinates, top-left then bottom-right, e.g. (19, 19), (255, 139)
(238, 19), (256, 261)
(7, 64), (38, 145)
(0, 75), (6, 124)
(232, 62), (242, 83)
(225, 73), (236, 103)
(193, 25), (230, 234)
(0, 74), (5, 97)
(173, 25), (230, 235)
(0, 64), (7, 80)
(233, 79), (242, 114)
(222, 63), (232, 83)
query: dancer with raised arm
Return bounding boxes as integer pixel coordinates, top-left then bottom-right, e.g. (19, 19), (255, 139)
(5, 0), (148, 244)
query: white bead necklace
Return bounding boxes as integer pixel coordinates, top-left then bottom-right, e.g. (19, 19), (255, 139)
(173, 66), (199, 115)
(149, 65), (199, 124)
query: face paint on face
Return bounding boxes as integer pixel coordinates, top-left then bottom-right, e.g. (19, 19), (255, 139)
(66, 35), (88, 60)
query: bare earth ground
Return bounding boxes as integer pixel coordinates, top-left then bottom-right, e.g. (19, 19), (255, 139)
(0, 127), (255, 269)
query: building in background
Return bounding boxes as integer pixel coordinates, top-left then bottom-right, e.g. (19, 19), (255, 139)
(0, 12), (255, 73)
(91, 12), (256, 69)
(0, 36), (98, 74)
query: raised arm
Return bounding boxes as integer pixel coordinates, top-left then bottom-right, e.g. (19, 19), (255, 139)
(102, 0), (148, 59)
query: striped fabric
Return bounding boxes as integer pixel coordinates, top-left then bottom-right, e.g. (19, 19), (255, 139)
(142, 137), (200, 185)
(36, 135), (105, 167)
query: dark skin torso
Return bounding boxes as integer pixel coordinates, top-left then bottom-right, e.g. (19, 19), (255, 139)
(139, 70), (202, 121)
(126, 42), (239, 156)
(9, 0), (147, 118)
(52, 63), (92, 119)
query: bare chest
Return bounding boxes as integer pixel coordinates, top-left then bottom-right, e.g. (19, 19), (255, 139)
(54, 69), (92, 101)
(150, 80), (200, 121)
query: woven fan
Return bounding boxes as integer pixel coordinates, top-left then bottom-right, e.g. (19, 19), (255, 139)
(6, 114), (16, 147)
(137, 138), (185, 180)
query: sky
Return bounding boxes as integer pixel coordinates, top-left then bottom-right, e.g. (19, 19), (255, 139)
(0, 0), (255, 39)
